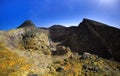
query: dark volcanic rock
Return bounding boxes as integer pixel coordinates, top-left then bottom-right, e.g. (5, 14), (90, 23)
(17, 20), (36, 29)
(49, 25), (68, 42)
(49, 18), (120, 61)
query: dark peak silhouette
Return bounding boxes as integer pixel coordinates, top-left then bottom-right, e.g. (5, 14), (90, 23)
(80, 18), (109, 27)
(49, 25), (66, 29)
(17, 20), (36, 28)
(49, 25), (67, 42)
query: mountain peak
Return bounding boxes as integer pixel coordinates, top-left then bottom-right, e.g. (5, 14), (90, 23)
(49, 25), (66, 29)
(17, 20), (36, 28)
(81, 18), (108, 26)
(83, 18), (91, 21)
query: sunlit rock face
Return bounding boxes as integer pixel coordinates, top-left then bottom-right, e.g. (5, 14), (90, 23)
(0, 24), (51, 76)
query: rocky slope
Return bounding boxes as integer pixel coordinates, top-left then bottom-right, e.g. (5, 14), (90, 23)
(50, 18), (120, 61)
(0, 18), (120, 76)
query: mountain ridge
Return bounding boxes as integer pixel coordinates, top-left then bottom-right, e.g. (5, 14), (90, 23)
(0, 18), (120, 76)
(49, 18), (120, 61)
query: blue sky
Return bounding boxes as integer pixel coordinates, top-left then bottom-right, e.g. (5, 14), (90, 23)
(0, 0), (120, 30)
